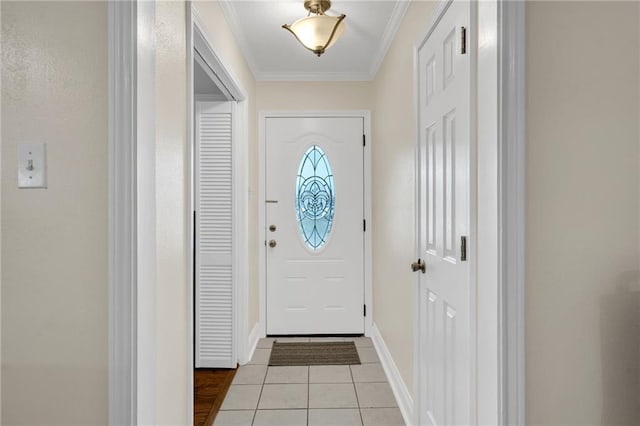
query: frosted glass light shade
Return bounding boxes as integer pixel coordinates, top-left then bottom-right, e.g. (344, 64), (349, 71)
(284, 14), (345, 56)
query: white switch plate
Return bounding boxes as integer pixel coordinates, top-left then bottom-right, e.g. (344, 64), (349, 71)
(18, 143), (47, 188)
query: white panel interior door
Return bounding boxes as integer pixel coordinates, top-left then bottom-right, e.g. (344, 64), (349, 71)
(417, 1), (471, 425)
(265, 116), (364, 335)
(195, 101), (236, 368)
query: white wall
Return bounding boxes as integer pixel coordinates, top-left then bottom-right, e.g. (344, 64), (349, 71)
(526, 2), (640, 424)
(370, 0), (436, 396)
(1, 2), (108, 424)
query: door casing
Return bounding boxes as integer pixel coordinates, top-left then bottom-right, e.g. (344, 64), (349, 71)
(258, 111), (373, 337)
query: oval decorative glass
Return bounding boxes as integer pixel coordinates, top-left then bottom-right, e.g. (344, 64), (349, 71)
(295, 145), (335, 250)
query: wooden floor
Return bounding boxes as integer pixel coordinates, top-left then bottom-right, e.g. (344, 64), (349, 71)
(194, 368), (237, 426)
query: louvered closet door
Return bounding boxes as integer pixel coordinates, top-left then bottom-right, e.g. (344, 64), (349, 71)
(195, 101), (235, 368)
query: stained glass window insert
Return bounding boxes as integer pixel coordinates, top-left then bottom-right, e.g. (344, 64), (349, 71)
(295, 145), (335, 250)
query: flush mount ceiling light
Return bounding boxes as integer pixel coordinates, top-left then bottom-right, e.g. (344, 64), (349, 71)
(282, 0), (346, 57)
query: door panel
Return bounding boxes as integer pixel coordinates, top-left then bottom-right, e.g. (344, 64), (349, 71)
(265, 117), (364, 335)
(195, 101), (235, 368)
(417, 1), (471, 424)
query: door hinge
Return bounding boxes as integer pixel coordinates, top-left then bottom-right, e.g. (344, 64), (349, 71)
(461, 236), (467, 261)
(363, 134), (366, 147)
(363, 219), (366, 232)
(461, 26), (467, 55)
(364, 304), (367, 317)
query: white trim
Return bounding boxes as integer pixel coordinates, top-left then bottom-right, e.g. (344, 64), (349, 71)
(186, 8), (195, 425)
(498, 0), (526, 423)
(108, 1), (156, 424)
(0, 2), (3, 419)
(258, 114), (266, 336)
(192, 8), (247, 102)
(367, 0), (411, 79)
(108, 2), (136, 423)
(415, 0), (453, 50)
(476, 1), (500, 423)
(135, 2), (157, 424)
(412, 0), (526, 424)
(469, 2), (479, 422)
(371, 324), (414, 426)
(362, 113), (373, 337)
(194, 94), (229, 102)
(186, 4), (251, 424)
(244, 323), (261, 365)
(258, 111), (373, 337)
(234, 99), (250, 367)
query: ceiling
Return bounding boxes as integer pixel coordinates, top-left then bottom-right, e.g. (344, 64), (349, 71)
(219, 0), (410, 81)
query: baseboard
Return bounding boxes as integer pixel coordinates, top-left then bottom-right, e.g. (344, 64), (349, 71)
(370, 324), (414, 426)
(242, 322), (260, 365)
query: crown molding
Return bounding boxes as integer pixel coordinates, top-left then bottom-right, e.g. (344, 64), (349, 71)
(256, 70), (373, 82)
(221, 0), (409, 82)
(367, 0), (410, 78)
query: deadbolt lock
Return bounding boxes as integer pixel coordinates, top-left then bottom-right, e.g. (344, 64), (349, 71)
(269, 240), (277, 248)
(269, 224), (277, 232)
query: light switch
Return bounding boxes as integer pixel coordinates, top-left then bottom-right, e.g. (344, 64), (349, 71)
(18, 143), (47, 188)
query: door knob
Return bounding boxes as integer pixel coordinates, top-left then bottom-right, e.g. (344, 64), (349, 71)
(269, 239), (277, 248)
(411, 258), (426, 274)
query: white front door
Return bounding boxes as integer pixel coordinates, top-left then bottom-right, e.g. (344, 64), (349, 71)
(265, 116), (365, 335)
(417, 1), (472, 425)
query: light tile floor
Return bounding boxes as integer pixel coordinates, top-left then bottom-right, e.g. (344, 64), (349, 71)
(214, 337), (405, 426)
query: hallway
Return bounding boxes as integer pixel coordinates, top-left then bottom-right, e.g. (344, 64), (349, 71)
(213, 337), (404, 426)
(5, 1), (640, 425)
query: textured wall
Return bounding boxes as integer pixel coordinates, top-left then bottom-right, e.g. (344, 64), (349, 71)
(1, 2), (108, 424)
(371, 0), (436, 396)
(256, 81), (372, 110)
(156, 1), (189, 424)
(526, 2), (640, 424)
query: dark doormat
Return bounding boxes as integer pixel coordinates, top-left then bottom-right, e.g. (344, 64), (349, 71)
(269, 341), (361, 366)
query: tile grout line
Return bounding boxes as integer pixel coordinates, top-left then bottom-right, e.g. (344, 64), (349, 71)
(227, 338), (395, 425)
(250, 348), (270, 425)
(307, 365), (310, 426)
(350, 364), (365, 426)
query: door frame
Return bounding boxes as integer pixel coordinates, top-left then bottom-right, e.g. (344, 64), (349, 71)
(186, 4), (250, 425)
(258, 111), (373, 337)
(412, 0), (525, 424)
(108, 2), (250, 424)
(108, 1), (157, 424)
